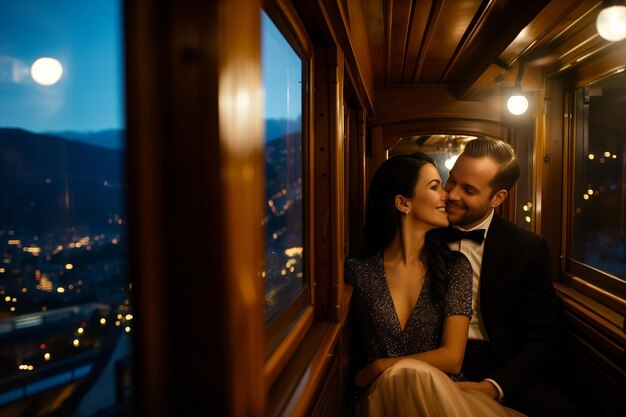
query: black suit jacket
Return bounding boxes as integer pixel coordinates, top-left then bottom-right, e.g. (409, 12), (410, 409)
(475, 214), (563, 400)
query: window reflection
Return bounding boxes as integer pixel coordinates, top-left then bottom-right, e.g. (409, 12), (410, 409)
(261, 12), (305, 321)
(0, 0), (129, 414)
(573, 71), (626, 280)
(388, 135), (476, 183)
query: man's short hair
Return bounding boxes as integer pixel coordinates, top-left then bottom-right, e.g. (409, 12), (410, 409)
(463, 138), (520, 195)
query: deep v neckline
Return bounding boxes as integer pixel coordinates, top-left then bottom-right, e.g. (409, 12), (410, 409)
(379, 252), (426, 333)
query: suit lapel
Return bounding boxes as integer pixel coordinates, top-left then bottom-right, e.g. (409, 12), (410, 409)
(480, 214), (507, 300)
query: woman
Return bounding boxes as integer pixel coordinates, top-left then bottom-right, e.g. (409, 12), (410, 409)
(346, 153), (525, 417)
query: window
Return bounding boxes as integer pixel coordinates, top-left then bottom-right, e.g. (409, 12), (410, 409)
(0, 1), (130, 414)
(570, 70), (626, 283)
(387, 134), (475, 184)
(261, 10), (308, 349)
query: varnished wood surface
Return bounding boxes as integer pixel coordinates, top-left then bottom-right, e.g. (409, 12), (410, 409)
(372, 86), (501, 126)
(556, 282), (625, 417)
(361, 0), (552, 96)
(268, 287), (353, 417)
(128, 1), (265, 416)
(265, 307), (316, 388)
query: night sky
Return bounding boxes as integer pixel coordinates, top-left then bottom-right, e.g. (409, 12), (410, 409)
(0, 0), (124, 132)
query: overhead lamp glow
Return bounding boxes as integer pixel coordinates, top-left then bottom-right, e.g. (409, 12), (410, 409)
(444, 155), (459, 170)
(505, 60), (529, 115)
(507, 95), (528, 115)
(596, 5), (626, 41)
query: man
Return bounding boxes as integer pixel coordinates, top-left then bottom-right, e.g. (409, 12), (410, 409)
(443, 138), (579, 417)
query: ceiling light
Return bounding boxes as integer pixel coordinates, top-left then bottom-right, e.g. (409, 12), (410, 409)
(507, 95), (529, 115)
(507, 61), (528, 115)
(596, 3), (626, 41)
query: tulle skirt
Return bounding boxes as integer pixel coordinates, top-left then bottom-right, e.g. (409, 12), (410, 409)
(355, 359), (527, 417)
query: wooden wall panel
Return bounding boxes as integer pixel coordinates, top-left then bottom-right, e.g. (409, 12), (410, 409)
(556, 282), (626, 417)
(372, 86), (501, 126)
(313, 45), (345, 322)
(127, 1), (265, 416)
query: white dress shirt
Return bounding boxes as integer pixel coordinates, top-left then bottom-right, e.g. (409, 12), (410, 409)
(448, 210), (505, 401)
(447, 210), (494, 341)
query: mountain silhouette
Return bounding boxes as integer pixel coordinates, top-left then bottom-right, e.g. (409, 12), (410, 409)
(0, 128), (124, 235)
(43, 129), (124, 150)
(265, 118), (301, 142)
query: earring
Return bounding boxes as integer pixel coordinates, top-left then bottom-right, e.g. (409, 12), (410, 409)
(405, 210), (409, 216)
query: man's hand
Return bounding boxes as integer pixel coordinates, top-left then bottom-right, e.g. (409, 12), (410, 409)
(354, 359), (391, 388)
(456, 380), (499, 400)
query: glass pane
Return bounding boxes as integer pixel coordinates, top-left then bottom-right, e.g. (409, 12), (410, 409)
(261, 12), (305, 321)
(388, 134), (475, 183)
(573, 72), (626, 280)
(0, 1), (131, 415)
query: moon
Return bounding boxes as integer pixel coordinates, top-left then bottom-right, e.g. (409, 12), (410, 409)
(30, 57), (63, 86)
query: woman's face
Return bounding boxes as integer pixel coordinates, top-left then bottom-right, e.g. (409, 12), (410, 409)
(407, 163), (449, 229)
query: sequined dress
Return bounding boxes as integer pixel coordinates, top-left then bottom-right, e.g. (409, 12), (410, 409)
(345, 250), (473, 378)
(345, 252), (527, 417)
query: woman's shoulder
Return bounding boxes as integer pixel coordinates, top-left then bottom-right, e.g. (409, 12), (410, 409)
(447, 251), (472, 275)
(346, 253), (380, 270)
(345, 253), (381, 284)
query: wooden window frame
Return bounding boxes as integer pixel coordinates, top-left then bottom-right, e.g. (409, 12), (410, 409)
(128, 0), (363, 415)
(531, 23), (626, 415)
(261, 0), (317, 388)
(560, 65), (626, 314)
(127, 0), (267, 415)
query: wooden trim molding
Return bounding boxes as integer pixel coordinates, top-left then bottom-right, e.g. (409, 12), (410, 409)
(560, 272), (626, 318)
(319, 0), (374, 114)
(555, 282), (626, 340)
(378, 119), (508, 157)
(313, 45), (346, 322)
(556, 281), (626, 416)
(265, 306), (315, 388)
(372, 86), (502, 127)
(268, 287), (353, 417)
(267, 0), (313, 58)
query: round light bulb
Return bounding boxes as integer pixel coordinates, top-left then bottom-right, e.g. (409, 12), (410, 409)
(596, 5), (626, 41)
(507, 95), (528, 115)
(444, 155), (458, 170)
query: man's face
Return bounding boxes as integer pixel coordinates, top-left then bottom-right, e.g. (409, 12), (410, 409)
(444, 155), (505, 229)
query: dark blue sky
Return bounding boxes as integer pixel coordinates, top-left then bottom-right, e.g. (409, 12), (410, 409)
(0, 0), (124, 132)
(0, 3), (300, 134)
(262, 11), (302, 122)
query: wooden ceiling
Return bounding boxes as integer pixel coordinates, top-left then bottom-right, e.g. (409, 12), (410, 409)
(360, 0), (619, 100)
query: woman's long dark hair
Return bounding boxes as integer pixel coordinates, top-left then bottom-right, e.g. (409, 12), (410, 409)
(358, 152), (453, 306)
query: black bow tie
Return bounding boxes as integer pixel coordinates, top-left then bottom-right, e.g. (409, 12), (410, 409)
(442, 227), (486, 244)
